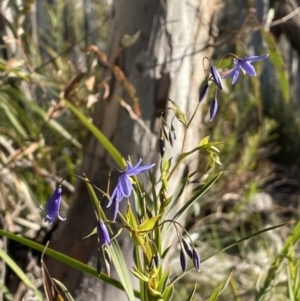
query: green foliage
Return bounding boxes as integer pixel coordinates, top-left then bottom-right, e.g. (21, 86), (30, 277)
(0, 2), (299, 301)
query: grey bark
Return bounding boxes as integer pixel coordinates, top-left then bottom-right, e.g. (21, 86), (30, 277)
(45, 1), (219, 300)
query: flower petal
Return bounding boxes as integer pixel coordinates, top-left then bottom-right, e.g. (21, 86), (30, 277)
(244, 54), (269, 62)
(222, 67), (238, 79)
(119, 175), (132, 197)
(107, 184), (118, 207)
(97, 220), (111, 247)
(126, 160), (155, 176)
(241, 61), (256, 76)
(232, 68), (240, 85)
(125, 159), (142, 174)
(110, 198), (119, 221)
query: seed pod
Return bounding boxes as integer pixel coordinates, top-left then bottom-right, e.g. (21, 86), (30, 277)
(182, 238), (193, 259)
(180, 249), (187, 272)
(192, 248), (201, 272)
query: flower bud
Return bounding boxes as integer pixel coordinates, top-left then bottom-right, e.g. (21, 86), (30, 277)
(210, 65), (223, 90)
(199, 83), (208, 102)
(180, 249), (187, 272)
(182, 238), (193, 259)
(192, 248), (201, 272)
(210, 98), (218, 121)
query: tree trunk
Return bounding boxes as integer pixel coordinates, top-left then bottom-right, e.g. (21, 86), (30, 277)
(46, 1), (219, 300)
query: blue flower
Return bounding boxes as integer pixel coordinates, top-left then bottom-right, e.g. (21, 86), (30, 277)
(107, 159), (155, 218)
(97, 220), (111, 247)
(223, 54), (269, 85)
(40, 186), (66, 224)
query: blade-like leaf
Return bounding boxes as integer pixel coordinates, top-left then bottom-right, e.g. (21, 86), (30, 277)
(65, 100), (123, 168)
(173, 172), (222, 221)
(138, 214), (161, 233)
(0, 248), (44, 301)
(0, 229), (140, 299)
(262, 30), (289, 103)
(206, 285), (222, 301)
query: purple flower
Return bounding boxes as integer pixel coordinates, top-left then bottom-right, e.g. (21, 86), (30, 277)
(40, 186), (66, 224)
(223, 54), (269, 85)
(211, 65), (223, 91)
(97, 220), (111, 247)
(107, 159), (155, 219)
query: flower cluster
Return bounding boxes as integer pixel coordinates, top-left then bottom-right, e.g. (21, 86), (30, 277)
(200, 53), (269, 121)
(40, 159), (155, 249)
(36, 49), (274, 299)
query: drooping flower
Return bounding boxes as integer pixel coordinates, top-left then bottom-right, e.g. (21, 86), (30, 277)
(211, 65), (224, 91)
(40, 186), (66, 225)
(107, 159), (155, 212)
(223, 54), (269, 85)
(97, 220), (111, 247)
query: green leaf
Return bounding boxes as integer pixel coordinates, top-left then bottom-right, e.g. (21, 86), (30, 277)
(0, 280), (14, 301)
(138, 214), (161, 233)
(0, 229), (140, 299)
(162, 284), (174, 301)
(199, 136), (210, 146)
(125, 203), (138, 230)
(2, 86), (82, 149)
(131, 266), (149, 282)
(157, 268), (171, 293)
(82, 227), (97, 239)
(206, 285), (222, 301)
(82, 185), (137, 301)
(168, 99), (188, 126)
(256, 220), (300, 301)
(173, 172), (222, 221)
(52, 278), (76, 301)
(262, 30), (290, 103)
(121, 31), (141, 47)
(0, 248), (44, 301)
(186, 283), (197, 301)
(65, 100), (123, 168)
